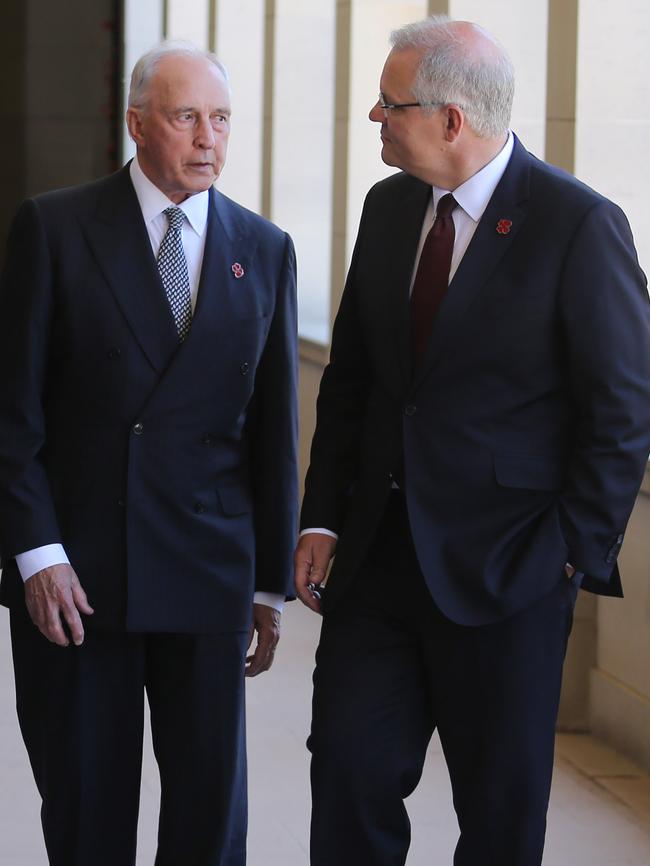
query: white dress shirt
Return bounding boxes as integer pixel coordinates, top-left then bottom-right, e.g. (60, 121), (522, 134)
(15, 157), (284, 612)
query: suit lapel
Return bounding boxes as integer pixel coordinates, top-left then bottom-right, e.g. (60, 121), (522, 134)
(187, 187), (260, 342)
(82, 165), (179, 373)
(142, 189), (261, 395)
(380, 177), (432, 388)
(413, 136), (531, 387)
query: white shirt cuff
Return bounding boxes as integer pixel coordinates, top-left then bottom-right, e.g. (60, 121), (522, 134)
(15, 544), (70, 582)
(253, 591), (285, 613)
(299, 527), (339, 540)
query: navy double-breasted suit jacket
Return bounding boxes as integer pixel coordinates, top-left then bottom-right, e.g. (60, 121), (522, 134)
(0, 165), (298, 633)
(301, 136), (650, 626)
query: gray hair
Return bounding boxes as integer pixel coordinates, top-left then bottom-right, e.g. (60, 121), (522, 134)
(390, 15), (514, 138)
(128, 40), (229, 109)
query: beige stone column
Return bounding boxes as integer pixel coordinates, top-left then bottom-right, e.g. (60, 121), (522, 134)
(545, 0), (578, 172)
(261, 0), (276, 222)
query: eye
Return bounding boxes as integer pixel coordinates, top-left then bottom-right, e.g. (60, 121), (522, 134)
(211, 113), (229, 125)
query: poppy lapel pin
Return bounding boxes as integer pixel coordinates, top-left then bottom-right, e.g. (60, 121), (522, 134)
(231, 262), (245, 278)
(496, 219), (512, 235)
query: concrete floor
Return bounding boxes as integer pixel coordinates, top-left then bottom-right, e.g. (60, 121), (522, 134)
(1, 602), (649, 865)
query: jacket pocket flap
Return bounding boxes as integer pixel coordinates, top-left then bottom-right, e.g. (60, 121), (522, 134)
(493, 453), (564, 492)
(216, 482), (252, 516)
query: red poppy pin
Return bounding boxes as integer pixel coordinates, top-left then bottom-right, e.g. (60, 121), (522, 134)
(231, 262), (245, 278)
(496, 219), (512, 235)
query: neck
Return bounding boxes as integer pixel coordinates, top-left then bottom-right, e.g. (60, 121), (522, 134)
(431, 132), (508, 191)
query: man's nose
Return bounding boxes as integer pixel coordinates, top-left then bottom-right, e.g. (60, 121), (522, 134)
(369, 100), (384, 123)
(195, 116), (216, 148)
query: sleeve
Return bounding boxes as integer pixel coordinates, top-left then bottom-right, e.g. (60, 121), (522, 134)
(0, 198), (63, 559)
(557, 198), (650, 580)
(245, 231), (299, 598)
(299, 191), (375, 533)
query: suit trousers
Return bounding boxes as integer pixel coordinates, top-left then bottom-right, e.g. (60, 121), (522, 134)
(10, 606), (249, 866)
(309, 491), (578, 866)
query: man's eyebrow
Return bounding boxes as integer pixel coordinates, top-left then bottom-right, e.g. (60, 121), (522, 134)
(171, 105), (232, 116)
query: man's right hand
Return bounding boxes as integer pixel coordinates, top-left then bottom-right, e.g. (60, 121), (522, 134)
(24, 563), (94, 647)
(294, 533), (337, 614)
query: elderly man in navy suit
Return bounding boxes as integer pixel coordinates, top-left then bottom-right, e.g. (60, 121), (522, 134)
(295, 15), (650, 866)
(0, 42), (297, 866)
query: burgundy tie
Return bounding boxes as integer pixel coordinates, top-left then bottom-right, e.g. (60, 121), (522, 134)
(410, 193), (457, 367)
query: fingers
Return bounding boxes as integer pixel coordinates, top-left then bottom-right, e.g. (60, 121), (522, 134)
(294, 552), (322, 613)
(71, 576), (94, 616)
(293, 533), (336, 613)
(245, 604), (281, 677)
(24, 563), (92, 647)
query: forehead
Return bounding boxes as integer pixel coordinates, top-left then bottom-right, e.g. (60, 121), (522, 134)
(381, 48), (421, 98)
(149, 55), (230, 106)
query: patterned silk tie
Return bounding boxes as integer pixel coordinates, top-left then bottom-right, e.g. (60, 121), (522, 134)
(157, 206), (193, 341)
(410, 193), (457, 367)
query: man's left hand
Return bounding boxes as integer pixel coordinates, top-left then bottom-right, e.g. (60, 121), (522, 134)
(246, 603), (281, 677)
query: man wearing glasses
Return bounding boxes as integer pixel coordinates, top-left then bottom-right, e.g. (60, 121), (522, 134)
(295, 14), (650, 866)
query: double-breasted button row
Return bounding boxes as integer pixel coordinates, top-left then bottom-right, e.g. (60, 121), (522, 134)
(107, 347), (121, 360)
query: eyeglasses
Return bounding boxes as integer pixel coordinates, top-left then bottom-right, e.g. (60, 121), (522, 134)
(377, 94), (443, 118)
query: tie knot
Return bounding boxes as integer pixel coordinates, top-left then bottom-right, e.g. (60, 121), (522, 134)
(163, 206), (186, 231)
(436, 193), (456, 219)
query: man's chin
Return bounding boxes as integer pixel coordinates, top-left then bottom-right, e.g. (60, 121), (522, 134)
(380, 145), (398, 168)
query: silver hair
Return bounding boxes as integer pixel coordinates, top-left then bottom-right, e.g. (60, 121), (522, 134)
(128, 40), (229, 109)
(390, 15), (514, 138)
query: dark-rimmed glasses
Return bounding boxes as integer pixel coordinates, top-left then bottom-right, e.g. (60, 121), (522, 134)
(377, 94), (443, 117)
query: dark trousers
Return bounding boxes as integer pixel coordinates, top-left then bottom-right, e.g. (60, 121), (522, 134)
(309, 493), (578, 866)
(10, 607), (248, 866)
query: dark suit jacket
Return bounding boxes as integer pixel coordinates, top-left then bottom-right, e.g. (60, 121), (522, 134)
(0, 164), (298, 633)
(301, 136), (650, 626)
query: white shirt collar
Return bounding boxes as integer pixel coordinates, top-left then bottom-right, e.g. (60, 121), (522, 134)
(432, 131), (514, 222)
(129, 156), (210, 237)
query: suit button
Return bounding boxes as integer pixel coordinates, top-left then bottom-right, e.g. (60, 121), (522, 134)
(201, 434), (214, 445)
(117, 498), (125, 508)
(107, 348), (121, 359)
(132, 422), (144, 435)
(404, 405), (417, 416)
(240, 362), (250, 376)
(194, 501), (206, 514)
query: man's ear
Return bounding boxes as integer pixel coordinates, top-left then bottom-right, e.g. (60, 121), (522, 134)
(443, 104), (464, 142)
(126, 107), (144, 146)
